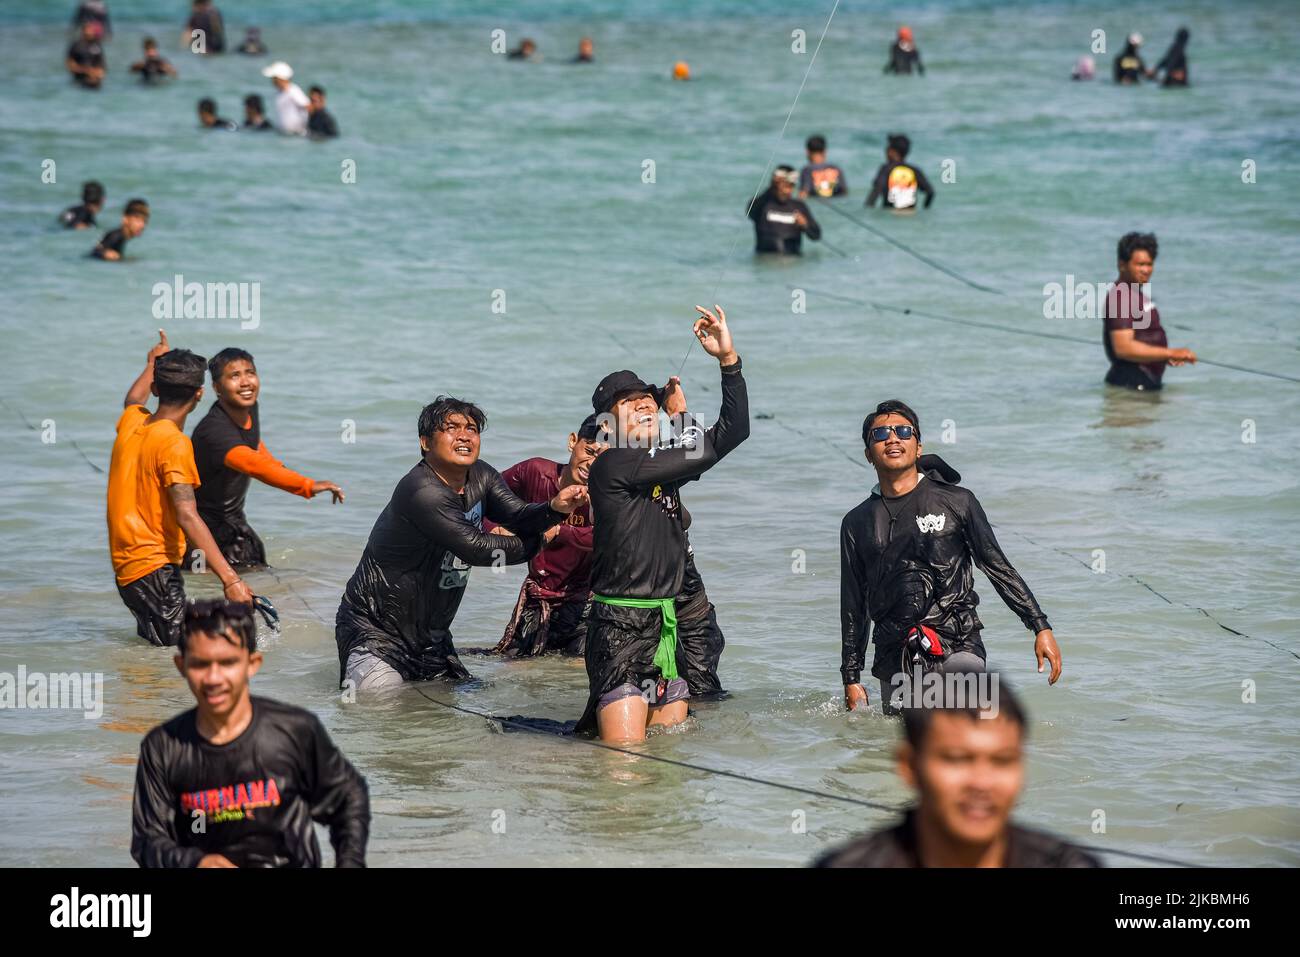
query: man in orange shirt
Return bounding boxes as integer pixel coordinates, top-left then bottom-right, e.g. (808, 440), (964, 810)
(189, 348), (344, 569)
(108, 331), (253, 646)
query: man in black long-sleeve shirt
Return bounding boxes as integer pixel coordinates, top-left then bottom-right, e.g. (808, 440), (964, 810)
(335, 396), (588, 690)
(839, 400), (1062, 714)
(132, 600), (370, 867)
(578, 305), (749, 742)
(749, 167), (821, 254)
(865, 134), (934, 211)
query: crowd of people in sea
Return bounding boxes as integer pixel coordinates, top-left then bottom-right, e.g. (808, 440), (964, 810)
(46, 2), (1214, 869)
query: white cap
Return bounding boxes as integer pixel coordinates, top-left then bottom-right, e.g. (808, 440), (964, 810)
(261, 61), (294, 80)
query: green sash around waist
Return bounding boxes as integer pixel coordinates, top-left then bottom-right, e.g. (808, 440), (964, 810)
(592, 594), (678, 682)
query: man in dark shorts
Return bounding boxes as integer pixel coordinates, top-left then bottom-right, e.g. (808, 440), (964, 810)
(66, 20), (106, 89)
(183, 0), (226, 54)
(59, 180), (104, 229)
(487, 414), (605, 657)
(92, 198), (149, 261)
(840, 400), (1062, 714)
(130, 37), (177, 83)
(814, 681), (1100, 867)
(865, 134), (934, 211)
(189, 348), (344, 571)
(1103, 232), (1197, 391)
(798, 134), (847, 199)
(335, 397), (588, 691)
(749, 167), (821, 254)
(132, 599), (369, 867)
(578, 305), (749, 742)
(108, 331), (253, 646)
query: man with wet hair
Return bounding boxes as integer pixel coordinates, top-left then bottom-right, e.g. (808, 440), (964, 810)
(243, 94), (274, 130)
(92, 198), (149, 261)
(840, 400), (1062, 714)
(132, 599), (370, 867)
(798, 134), (847, 199)
(66, 20), (106, 89)
(865, 134), (934, 211)
(334, 396), (589, 691)
(108, 331), (252, 646)
(749, 166), (821, 254)
(197, 97), (237, 130)
(1103, 232), (1197, 391)
(487, 414), (606, 657)
(815, 681), (1099, 866)
(189, 348), (344, 570)
(131, 36), (177, 83)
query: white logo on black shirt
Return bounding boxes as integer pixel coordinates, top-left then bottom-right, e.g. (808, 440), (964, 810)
(916, 513), (946, 533)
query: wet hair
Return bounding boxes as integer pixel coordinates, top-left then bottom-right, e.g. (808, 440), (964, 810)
(208, 347), (255, 383)
(309, 85), (325, 98)
(244, 93), (265, 112)
(418, 396), (486, 438)
(862, 399), (921, 447)
(806, 134), (827, 153)
(124, 198), (150, 218)
(776, 164), (796, 175)
(143, 36), (157, 48)
(198, 98), (216, 115)
(181, 599), (258, 655)
(887, 133), (911, 159)
(153, 348), (207, 405)
(1117, 232), (1158, 264)
(901, 676), (1026, 749)
(82, 180), (104, 205)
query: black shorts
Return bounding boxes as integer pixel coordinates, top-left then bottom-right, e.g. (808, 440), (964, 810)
(191, 512), (266, 570)
(117, 563), (186, 647)
(576, 601), (677, 734)
(1105, 362), (1162, 391)
(674, 591), (725, 697)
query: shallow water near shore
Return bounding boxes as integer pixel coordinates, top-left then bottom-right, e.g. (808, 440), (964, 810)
(1, 0), (1298, 866)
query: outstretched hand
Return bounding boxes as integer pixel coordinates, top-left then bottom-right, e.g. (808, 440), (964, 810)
(693, 304), (736, 364)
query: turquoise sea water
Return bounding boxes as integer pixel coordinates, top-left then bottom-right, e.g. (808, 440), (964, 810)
(1, 0), (1298, 866)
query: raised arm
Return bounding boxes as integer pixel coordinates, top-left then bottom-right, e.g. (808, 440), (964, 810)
(124, 329), (170, 407)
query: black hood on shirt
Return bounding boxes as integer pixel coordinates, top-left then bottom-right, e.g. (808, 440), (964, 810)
(917, 452), (960, 485)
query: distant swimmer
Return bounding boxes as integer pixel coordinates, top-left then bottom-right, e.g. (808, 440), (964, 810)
(183, 0), (226, 54)
(189, 348), (345, 571)
(508, 38), (539, 61)
(749, 167), (821, 254)
(334, 397), (588, 691)
(488, 414), (606, 658)
(237, 27), (266, 56)
(814, 682), (1100, 867)
(261, 61), (309, 134)
(1113, 33), (1151, 84)
(1154, 27), (1190, 87)
(1103, 232), (1196, 391)
(59, 179), (104, 229)
(865, 134), (934, 211)
(131, 599), (370, 868)
(884, 25), (924, 75)
(1071, 55), (1096, 81)
(798, 134), (848, 199)
(840, 400), (1062, 715)
(197, 98), (237, 130)
(130, 36), (177, 83)
(91, 197), (149, 260)
(71, 1), (111, 39)
(572, 36), (595, 63)
(66, 20), (106, 90)
(242, 94), (274, 130)
(576, 306), (749, 743)
(108, 332), (253, 646)
(307, 86), (339, 138)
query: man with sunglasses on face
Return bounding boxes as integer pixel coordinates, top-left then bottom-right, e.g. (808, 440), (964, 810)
(334, 397), (589, 691)
(840, 400), (1063, 714)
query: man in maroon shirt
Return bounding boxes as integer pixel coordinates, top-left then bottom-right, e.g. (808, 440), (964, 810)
(1103, 232), (1197, 391)
(488, 414), (607, 656)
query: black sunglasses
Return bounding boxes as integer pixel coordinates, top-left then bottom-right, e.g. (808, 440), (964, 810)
(868, 424), (917, 443)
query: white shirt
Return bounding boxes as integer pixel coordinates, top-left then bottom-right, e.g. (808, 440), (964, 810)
(274, 83), (310, 135)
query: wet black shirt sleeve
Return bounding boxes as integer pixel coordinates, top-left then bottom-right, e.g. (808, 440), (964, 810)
(131, 698), (369, 868)
(92, 227), (127, 259)
(59, 203), (96, 228)
(308, 109), (339, 137)
(839, 502), (871, 684)
(915, 166), (935, 207)
(866, 163), (889, 207)
(960, 492), (1051, 634)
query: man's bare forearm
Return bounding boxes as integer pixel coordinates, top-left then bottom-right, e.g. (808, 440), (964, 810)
(168, 486), (240, 585)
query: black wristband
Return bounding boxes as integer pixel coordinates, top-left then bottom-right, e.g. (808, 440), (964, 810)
(720, 356), (742, 374)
